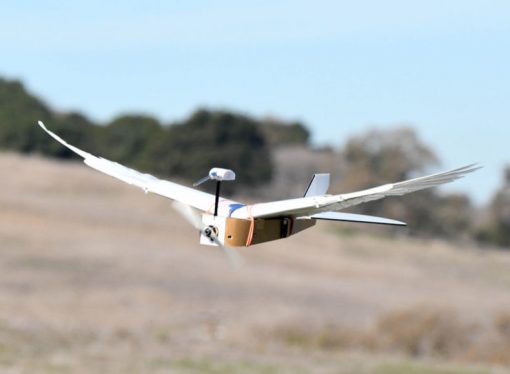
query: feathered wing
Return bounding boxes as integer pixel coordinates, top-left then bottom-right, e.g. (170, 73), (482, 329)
(231, 164), (481, 219)
(39, 121), (480, 222)
(329, 163), (481, 211)
(38, 121), (218, 212)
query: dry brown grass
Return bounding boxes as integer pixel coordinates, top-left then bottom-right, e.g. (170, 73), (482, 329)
(372, 306), (476, 358)
(266, 305), (510, 367)
(459, 312), (510, 365)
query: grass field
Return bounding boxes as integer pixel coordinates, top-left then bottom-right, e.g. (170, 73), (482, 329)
(1, 153), (510, 373)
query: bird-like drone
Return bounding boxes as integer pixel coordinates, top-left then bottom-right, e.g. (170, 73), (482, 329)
(38, 121), (480, 266)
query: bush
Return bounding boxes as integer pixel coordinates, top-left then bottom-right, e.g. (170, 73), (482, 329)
(373, 306), (475, 358)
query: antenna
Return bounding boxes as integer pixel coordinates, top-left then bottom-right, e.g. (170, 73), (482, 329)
(193, 168), (236, 216)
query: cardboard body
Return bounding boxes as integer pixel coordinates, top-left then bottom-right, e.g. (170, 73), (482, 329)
(199, 214), (315, 247)
(223, 216), (316, 247)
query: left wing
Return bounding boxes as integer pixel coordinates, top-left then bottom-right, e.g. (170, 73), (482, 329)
(230, 164), (481, 219)
(38, 121), (221, 212)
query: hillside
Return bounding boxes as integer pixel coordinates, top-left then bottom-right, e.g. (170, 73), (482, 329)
(1, 153), (510, 373)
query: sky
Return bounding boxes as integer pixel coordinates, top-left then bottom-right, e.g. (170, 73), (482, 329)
(1, 0), (509, 204)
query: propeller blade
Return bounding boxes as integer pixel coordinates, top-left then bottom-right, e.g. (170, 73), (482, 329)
(172, 201), (202, 229)
(193, 175), (210, 187)
(209, 232), (244, 269)
(172, 201), (244, 269)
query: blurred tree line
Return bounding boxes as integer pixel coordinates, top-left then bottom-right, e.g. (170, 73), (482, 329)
(0, 77), (508, 248)
(336, 127), (474, 238)
(0, 78), (309, 190)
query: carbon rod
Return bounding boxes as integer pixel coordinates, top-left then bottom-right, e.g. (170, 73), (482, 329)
(214, 181), (221, 216)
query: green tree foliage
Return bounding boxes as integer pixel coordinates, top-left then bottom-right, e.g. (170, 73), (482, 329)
(0, 78), (98, 157)
(50, 112), (101, 158)
(101, 114), (163, 170)
(258, 118), (310, 147)
(477, 167), (510, 248)
(0, 78), (52, 152)
(144, 109), (272, 188)
(0, 78), (278, 188)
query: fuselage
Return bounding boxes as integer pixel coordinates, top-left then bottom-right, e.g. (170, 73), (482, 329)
(201, 214), (315, 247)
(200, 198), (315, 247)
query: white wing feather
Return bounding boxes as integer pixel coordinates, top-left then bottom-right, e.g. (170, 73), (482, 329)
(332, 163), (481, 211)
(38, 121), (218, 212)
(230, 164), (481, 219)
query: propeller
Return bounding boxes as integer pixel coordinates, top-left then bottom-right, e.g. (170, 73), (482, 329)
(193, 175), (211, 187)
(172, 201), (243, 269)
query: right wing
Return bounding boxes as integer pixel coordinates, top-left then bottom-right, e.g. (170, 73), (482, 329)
(230, 164), (481, 219)
(38, 121), (219, 212)
(329, 163), (481, 211)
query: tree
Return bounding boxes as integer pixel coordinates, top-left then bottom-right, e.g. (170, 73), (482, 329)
(335, 126), (474, 237)
(258, 117), (310, 147)
(0, 78), (52, 152)
(144, 109), (273, 190)
(478, 166), (510, 248)
(102, 114), (163, 170)
(0, 77), (277, 190)
(340, 127), (439, 190)
(0, 78), (98, 158)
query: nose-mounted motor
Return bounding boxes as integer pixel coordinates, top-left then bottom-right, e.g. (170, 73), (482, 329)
(203, 225), (219, 243)
(194, 168), (236, 247)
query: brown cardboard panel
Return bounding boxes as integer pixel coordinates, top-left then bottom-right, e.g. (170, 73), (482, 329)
(224, 217), (316, 247)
